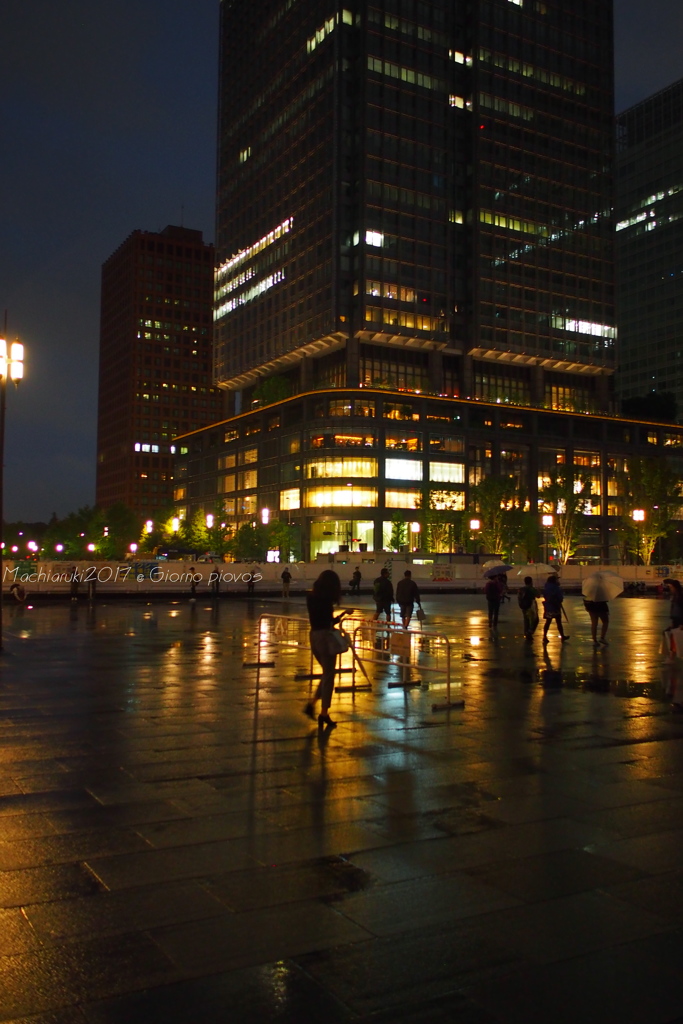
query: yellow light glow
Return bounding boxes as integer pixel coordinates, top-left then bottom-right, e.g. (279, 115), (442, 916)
(469, 519), (481, 530)
(632, 509), (645, 522)
(542, 514), (554, 527)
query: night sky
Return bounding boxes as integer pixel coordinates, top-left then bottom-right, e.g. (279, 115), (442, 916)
(1, 0), (681, 521)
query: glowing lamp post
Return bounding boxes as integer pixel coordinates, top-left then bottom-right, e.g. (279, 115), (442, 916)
(0, 334), (24, 652)
(469, 518), (481, 556)
(542, 514), (554, 563)
(410, 521), (421, 550)
(632, 509), (645, 564)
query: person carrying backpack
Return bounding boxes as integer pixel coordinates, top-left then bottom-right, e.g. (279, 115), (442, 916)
(372, 568), (394, 621)
(517, 576), (540, 640)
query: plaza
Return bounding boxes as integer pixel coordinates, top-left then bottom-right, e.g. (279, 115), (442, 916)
(1, 593), (683, 1022)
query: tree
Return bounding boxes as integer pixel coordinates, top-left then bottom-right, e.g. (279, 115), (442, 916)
(617, 457), (683, 565)
(98, 503), (142, 560)
(179, 510), (210, 554)
(470, 476), (523, 559)
(422, 492), (468, 553)
(539, 473), (591, 565)
(226, 523), (270, 561)
(389, 511), (407, 551)
(268, 519), (295, 562)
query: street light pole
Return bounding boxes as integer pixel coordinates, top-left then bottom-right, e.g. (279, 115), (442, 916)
(0, 325), (24, 652)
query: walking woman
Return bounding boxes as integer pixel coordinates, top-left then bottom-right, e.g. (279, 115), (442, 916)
(542, 574), (569, 644)
(303, 569), (347, 729)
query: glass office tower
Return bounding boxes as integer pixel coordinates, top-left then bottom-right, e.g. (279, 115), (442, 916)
(215, 0), (615, 411)
(616, 78), (683, 411)
(182, 0), (619, 557)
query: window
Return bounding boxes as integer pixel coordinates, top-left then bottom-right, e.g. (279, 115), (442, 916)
(280, 488), (301, 510)
(647, 431), (658, 445)
(240, 447), (258, 464)
(303, 487), (378, 508)
(385, 458), (423, 481)
(224, 430), (238, 442)
(385, 489), (420, 509)
(305, 457), (378, 479)
(219, 474), (236, 493)
(240, 495), (257, 514)
(664, 433), (683, 447)
(429, 435), (465, 453)
(429, 462), (464, 484)
(385, 432), (421, 451)
(365, 230), (384, 247)
(218, 454), (236, 470)
(329, 399), (378, 417)
(383, 402), (418, 421)
(430, 490), (465, 511)
(310, 432), (376, 448)
(240, 469), (257, 489)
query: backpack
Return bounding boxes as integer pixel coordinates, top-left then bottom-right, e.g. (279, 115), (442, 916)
(518, 587), (534, 611)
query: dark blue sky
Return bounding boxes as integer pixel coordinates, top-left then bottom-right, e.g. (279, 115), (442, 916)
(1, 0), (681, 521)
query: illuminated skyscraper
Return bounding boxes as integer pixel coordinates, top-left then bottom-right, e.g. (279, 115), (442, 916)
(175, 0), (623, 560)
(215, 0), (616, 412)
(96, 225), (222, 516)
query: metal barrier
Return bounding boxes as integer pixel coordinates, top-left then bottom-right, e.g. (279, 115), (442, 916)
(247, 613), (463, 711)
(350, 620), (464, 711)
(250, 612), (369, 690)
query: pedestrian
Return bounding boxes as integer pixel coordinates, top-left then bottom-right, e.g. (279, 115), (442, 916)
(303, 569), (347, 729)
(664, 578), (683, 628)
(372, 567), (394, 622)
(396, 569), (421, 628)
(349, 568), (362, 595)
(281, 567), (292, 599)
(497, 573), (510, 603)
(484, 576), (501, 631)
(542, 574), (569, 643)
(9, 582), (26, 604)
(517, 576), (540, 639)
(189, 566), (199, 600)
(584, 596), (609, 645)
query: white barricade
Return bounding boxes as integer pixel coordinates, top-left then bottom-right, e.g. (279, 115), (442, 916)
(350, 620), (463, 711)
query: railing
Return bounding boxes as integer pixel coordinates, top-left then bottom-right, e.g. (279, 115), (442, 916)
(350, 619), (463, 711)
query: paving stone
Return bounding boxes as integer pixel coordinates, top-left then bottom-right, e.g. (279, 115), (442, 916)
(463, 848), (646, 902)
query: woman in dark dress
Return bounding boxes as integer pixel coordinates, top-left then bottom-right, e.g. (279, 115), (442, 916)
(303, 569), (347, 728)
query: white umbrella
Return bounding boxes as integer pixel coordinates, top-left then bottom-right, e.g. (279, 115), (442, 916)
(483, 559), (508, 570)
(515, 564), (558, 581)
(581, 571), (624, 603)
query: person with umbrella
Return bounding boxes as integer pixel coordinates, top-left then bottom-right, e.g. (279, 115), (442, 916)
(581, 571), (623, 645)
(517, 575), (541, 640)
(542, 574), (569, 644)
(483, 563), (512, 632)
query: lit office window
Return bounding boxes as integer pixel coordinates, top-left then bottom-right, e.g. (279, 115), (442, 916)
(385, 458), (423, 481)
(429, 462), (465, 483)
(303, 487), (378, 508)
(280, 488), (301, 510)
(385, 489), (420, 509)
(305, 458), (378, 479)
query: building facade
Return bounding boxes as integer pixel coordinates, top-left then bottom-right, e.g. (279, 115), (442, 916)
(174, 389), (683, 561)
(96, 225), (223, 516)
(616, 78), (683, 411)
(215, 0), (615, 413)
(181, 0), (621, 554)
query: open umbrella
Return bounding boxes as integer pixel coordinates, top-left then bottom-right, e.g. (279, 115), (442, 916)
(483, 559), (508, 570)
(483, 563), (513, 578)
(581, 571), (624, 603)
(515, 564), (557, 581)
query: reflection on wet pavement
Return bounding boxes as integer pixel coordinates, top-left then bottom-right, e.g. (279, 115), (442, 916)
(0, 593), (683, 1022)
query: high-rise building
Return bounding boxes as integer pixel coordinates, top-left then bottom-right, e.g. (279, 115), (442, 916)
(616, 78), (683, 412)
(177, 0), (622, 559)
(96, 225), (222, 517)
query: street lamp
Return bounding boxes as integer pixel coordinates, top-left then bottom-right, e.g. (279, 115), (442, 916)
(542, 514), (554, 564)
(632, 509), (645, 564)
(0, 335), (24, 651)
(410, 521), (421, 551)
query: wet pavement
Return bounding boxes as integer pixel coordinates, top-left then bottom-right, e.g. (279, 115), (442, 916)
(1, 593), (683, 1023)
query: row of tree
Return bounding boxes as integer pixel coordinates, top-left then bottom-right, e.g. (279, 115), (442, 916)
(8, 457), (682, 566)
(402, 457), (683, 565)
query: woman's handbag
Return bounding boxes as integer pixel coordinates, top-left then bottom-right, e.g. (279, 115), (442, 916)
(416, 607), (426, 622)
(329, 628), (350, 653)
